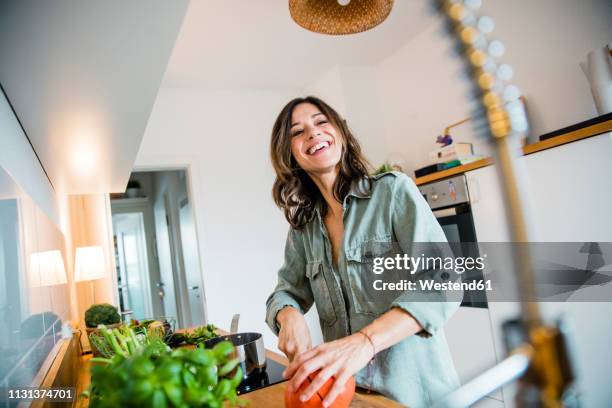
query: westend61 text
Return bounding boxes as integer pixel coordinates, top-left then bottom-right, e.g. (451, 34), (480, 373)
(373, 279), (493, 291)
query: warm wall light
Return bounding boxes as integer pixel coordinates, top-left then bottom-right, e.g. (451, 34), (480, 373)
(30, 250), (67, 287)
(74, 245), (107, 304)
(74, 245), (106, 283)
(71, 143), (98, 176)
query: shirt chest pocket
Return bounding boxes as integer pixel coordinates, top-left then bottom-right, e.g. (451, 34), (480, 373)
(346, 239), (400, 315)
(306, 261), (337, 326)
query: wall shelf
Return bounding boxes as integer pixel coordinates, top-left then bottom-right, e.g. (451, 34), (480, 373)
(415, 116), (612, 186)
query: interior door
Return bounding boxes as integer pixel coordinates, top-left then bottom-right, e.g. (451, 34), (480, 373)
(177, 182), (206, 326)
(155, 192), (180, 324)
(112, 213), (154, 320)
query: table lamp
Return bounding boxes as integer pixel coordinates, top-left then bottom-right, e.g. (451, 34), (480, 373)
(30, 250), (67, 287)
(74, 245), (106, 304)
(29, 250), (67, 319)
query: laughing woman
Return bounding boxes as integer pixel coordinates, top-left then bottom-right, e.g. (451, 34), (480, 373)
(265, 96), (461, 407)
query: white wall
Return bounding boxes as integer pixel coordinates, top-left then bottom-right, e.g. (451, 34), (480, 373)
(306, 66), (347, 117)
(135, 88), (328, 351)
(318, 0), (612, 176)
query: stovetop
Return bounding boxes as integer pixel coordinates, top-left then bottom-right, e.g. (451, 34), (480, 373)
(236, 357), (287, 395)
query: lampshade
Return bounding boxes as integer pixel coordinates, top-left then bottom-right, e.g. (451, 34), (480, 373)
(74, 245), (106, 282)
(289, 0), (393, 35)
(30, 250), (67, 287)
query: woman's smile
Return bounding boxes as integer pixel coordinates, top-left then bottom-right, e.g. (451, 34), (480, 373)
(306, 138), (333, 156)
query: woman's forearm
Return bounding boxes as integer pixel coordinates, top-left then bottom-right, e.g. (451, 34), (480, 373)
(359, 307), (423, 354)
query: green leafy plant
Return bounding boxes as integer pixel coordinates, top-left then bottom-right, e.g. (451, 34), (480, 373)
(89, 324), (169, 359)
(124, 321), (219, 348)
(184, 324), (219, 345)
(85, 326), (245, 407)
(129, 318), (180, 346)
(373, 162), (395, 175)
(85, 303), (121, 328)
(130, 319), (172, 335)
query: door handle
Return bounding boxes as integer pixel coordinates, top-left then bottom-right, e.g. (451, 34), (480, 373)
(191, 286), (199, 290)
(433, 207), (458, 218)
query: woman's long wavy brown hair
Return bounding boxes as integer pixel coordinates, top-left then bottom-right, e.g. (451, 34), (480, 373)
(270, 96), (371, 229)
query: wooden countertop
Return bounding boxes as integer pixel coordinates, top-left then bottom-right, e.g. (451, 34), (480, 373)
(239, 380), (403, 408)
(414, 116), (612, 186)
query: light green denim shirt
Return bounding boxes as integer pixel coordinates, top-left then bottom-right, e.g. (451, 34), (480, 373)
(265, 172), (461, 407)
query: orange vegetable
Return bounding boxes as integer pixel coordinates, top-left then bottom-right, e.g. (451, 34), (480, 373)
(285, 370), (355, 408)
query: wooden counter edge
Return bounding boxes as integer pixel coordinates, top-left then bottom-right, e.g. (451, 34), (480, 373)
(522, 118), (611, 155)
(415, 157), (493, 185)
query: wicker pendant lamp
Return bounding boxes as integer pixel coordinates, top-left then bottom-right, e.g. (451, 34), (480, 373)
(289, 0), (394, 35)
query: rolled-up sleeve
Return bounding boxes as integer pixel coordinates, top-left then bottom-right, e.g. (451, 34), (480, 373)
(389, 173), (462, 338)
(265, 228), (314, 335)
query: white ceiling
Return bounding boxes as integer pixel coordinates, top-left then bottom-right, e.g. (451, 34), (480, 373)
(0, 0), (189, 194)
(0, 0), (431, 195)
(163, 0), (432, 89)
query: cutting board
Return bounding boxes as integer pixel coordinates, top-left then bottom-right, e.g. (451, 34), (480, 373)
(237, 380), (404, 408)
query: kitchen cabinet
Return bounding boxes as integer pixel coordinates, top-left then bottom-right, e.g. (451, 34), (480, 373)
(465, 165), (513, 242)
(442, 165), (514, 405)
(444, 306), (504, 403)
(521, 133), (612, 242)
(460, 132), (612, 407)
(466, 132), (612, 242)
(521, 133), (612, 407)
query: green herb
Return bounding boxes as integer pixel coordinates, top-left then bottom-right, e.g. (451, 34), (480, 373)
(184, 324), (219, 345)
(85, 326), (246, 407)
(84, 304), (121, 328)
(88, 325), (169, 359)
(373, 162), (395, 176)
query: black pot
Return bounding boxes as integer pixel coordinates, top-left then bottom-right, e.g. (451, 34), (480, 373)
(202, 332), (266, 378)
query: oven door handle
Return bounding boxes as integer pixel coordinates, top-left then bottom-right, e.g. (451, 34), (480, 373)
(433, 207), (458, 218)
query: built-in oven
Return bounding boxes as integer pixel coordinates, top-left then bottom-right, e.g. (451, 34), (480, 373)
(418, 175), (486, 308)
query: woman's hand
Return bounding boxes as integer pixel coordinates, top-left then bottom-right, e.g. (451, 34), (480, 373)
(282, 333), (374, 407)
(276, 307), (312, 361)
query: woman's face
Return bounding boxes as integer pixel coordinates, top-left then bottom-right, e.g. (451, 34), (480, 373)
(289, 103), (343, 174)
